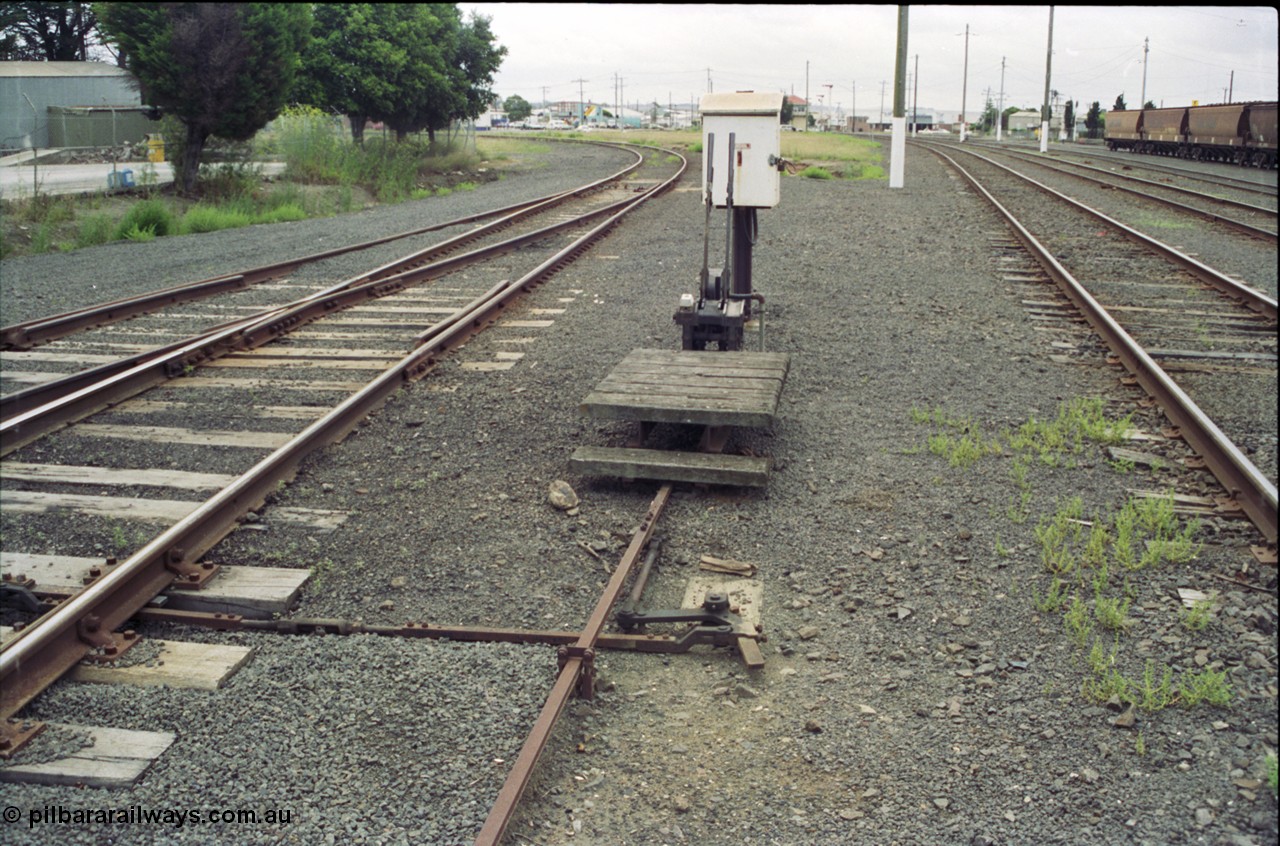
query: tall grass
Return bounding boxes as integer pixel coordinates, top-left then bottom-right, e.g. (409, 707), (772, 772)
(272, 106), (478, 202)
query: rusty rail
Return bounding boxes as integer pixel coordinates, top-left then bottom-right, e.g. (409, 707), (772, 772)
(474, 484), (673, 846)
(925, 145), (1277, 545)
(0, 143), (644, 352)
(0, 144), (687, 725)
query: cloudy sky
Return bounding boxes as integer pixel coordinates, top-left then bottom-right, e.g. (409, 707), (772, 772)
(462, 4), (1278, 120)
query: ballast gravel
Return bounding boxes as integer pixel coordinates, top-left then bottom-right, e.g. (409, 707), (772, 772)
(0, 140), (1276, 846)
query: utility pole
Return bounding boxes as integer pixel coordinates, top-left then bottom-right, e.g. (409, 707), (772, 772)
(1041, 6), (1054, 153)
(880, 80), (886, 128)
(1139, 37), (1149, 108)
(823, 82), (833, 130)
(805, 61), (810, 132)
(852, 80), (856, 132)
(959, 23), (970, 142)
(997, 56), (1006, 141)
(912, 54), (918, 136)
(890, 5), (908, 188)
(706, 67), (713, 93)
(571, 78), (588, 126)
(1228, 70), (1234, 103)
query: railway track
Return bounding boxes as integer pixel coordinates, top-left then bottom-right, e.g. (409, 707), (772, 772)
(918, 140), (1277, 549)
(962, 143), (1278, 242)
(0, 142), (687, 736)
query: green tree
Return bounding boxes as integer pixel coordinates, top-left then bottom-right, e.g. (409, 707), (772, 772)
(1113, 94), (1127, 112)
(503, 94), (532, 122)
(1064, 99), (1076, 140)
(295, 3), (403, 144)
(781, 96), (794, 126)
(1143, 100), (1155, 110)
(0, 1), (99, 61)
(98, 3), (310, 195)
(1085, 101), (1103, 139)
(978, 96), (998, 133)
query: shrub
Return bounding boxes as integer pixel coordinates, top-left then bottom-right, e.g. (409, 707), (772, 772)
(798, 166), (833, 179)
(114, 199), (175, 240)
(180, 206), (252, 234)
(75, 213), (116, 248)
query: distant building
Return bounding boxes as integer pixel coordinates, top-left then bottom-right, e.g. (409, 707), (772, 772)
(785, 95), (808, 130)
(1006, 109), (1042, 133)
(1, 61), (144, 152)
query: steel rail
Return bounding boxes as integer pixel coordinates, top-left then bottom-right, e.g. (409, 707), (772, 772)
(962, 138), (1279, 197)
(0, 147), (644, 421)
(0, 149), (675, 455)
(926, 145), (1278, 545)
(954, 143), (1278, 240)
(0, 145), (688, 723)
(921, 141), (1278, 322)
(474, 484), (673, 846)
(0, 144), (644, 351)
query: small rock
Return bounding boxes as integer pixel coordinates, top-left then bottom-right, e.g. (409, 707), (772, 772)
(804, 720), (823, 733)
(798, 626), (820, 641)
(378, 600), (395, 611)
(1195, 807), (1213, 826)
(934, 798), (951, 810)
(548, 480), (579, 510)
(839, 808), (864, 820)
(1080, 767), (1100, 784)
(390, 576), (407, 589)
(673, 795), (691, 813)
(1112, 706), (1137, 729)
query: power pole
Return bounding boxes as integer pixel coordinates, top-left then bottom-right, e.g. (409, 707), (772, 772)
(912, 54), (918, 136)
(879, 80), (886, 128)
(852, 80), (856, 132)
(805, 61), (810, 132)
(572, 78), (587, 125)
(1041, 6), (1054, 153)
(1228, 70), (1234, 103)
(1139, 37), (1149, 108)
(706, 67), (713, 93)
(890, 5), (908, 188)
(997, 56), (1006, 141)
(960, 23), (970, 142)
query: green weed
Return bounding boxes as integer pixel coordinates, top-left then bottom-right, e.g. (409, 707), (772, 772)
(1179, 669), (1232, 708)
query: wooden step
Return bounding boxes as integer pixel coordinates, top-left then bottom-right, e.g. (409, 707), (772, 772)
(570, 445), (770, 487)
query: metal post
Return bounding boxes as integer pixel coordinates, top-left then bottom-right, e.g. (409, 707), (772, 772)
(1044, 6), (1054, 152)
(997, 57), (1006, 141)
(960, 24), (970, 142)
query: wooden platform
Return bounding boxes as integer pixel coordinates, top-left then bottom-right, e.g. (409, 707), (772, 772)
(569, 446), (770, 487)
(573, 349), (789, 486)
(579, 348), (790, 428)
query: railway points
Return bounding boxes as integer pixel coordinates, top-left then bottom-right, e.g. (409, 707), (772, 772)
(0, 133), (1276, 846)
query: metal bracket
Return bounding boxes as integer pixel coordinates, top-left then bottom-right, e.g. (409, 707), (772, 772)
(0, 717), (46, 760)
(76, 615), (141, 663)
(557, 646), (596, 700)
(164, 550), (221, 590)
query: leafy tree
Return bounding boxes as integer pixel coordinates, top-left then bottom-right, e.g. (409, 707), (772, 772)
(294, 3), (400, 144)
(781, 97), (794, 125)
(1113, 94), (1127, 112)
(503, 94), (532, 122)
(1143, 100), (1155, 110)
(99, 3), (310, 195)
(978, 96), (998, 133)
(1064, 100), (1076, 140)
(0, 1), (99, 61)
(1085, 101), (1103, 139)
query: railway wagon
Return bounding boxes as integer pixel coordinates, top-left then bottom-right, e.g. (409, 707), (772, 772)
(1104, 109), (1142, 151)
(1186, 104), (1249, 163)
(1137, 107), (1188, 156)
(1244, 101), (1277, 168)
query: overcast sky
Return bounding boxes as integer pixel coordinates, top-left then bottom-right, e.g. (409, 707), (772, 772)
(462, 4), (1279, 120)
